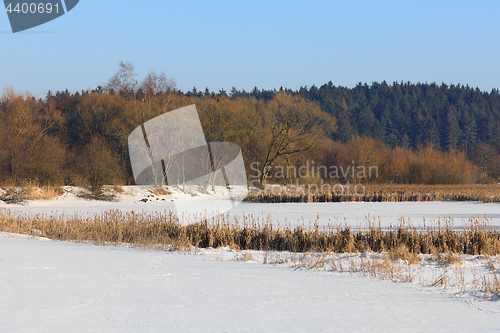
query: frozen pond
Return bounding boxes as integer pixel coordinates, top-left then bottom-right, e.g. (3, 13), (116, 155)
(229, 201), (500, 230)
(2, 187), (499, 230)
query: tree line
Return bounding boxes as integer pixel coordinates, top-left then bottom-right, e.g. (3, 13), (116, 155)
(0, 62), (499, 190)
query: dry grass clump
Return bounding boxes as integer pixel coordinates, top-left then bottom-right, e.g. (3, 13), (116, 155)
(431, 252), (463, 266)
(237, 251), (256, 262)
(113, 185), (125, 193)
(147, 187), (172, 196)
(77, 187), (117, 201)
(0, 183), (63, 203)
(22, 185), (63, 200)
(483, 255), (498, 272)
(481, 276), (500, 299)
(478, 254), (500, 298)
(246, 184), (500, 203)
(388, 244), (420, 265)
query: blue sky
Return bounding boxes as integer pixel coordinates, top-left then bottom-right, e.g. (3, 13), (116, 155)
(1, 0), (499, 97)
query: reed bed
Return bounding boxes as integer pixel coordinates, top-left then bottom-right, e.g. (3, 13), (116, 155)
(246, 184), (500, 203)
(1, 209), (499, 255)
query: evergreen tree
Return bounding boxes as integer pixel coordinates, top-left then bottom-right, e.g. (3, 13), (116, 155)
(445, 106), (462, 150)
(460, 110), (477, 152)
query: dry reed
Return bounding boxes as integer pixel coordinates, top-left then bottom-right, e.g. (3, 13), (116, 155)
(246, 184), (500, 203)
(1, 209), (499, 256)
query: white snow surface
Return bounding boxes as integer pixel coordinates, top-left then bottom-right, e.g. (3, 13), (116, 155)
(1, 234), (499, 333)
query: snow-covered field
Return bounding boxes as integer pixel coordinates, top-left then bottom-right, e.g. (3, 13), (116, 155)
(1, 234), (499, 333)
(1, 186), (499, 332)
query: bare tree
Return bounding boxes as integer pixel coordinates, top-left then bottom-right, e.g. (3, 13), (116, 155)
(107, 61), (138, 100)
(138, 71), (177, 115)
(240, 93), (336, 185)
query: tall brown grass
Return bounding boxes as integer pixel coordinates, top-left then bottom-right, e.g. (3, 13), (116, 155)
(1, 209), (499, 255)
(246, 184), (500, 203)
